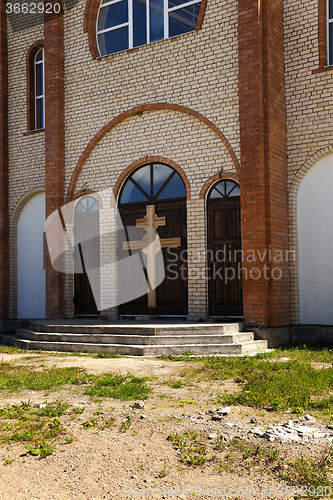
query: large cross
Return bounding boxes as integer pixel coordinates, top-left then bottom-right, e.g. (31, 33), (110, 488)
(123, 205), (181, 307)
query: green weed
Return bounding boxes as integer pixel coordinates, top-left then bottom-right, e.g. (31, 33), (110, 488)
(25, 441), (55, 458)
(121, 416), (131, 432)
(84, 373), (151, 401)
(167, 431), (210, 466)
(280, 448), (333, 490)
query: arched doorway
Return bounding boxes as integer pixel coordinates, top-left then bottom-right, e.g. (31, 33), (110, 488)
(207, 180), (242, 318)
(118, 163), (187, 316)
(74, 195), (100, 315)
(17, 192), (46, 319)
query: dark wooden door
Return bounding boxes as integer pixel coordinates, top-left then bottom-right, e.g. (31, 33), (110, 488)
(74, 210), (99, 315)
(207, 196), (242, 317)
(118, 199), (187, 316)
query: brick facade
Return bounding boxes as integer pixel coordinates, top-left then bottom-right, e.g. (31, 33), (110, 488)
(0, 0), (331, 331)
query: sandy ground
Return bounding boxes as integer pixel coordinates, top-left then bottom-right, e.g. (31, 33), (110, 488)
(0, 353), (331, 500)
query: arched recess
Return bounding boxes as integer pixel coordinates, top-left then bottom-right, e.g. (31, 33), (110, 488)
(297, 152), (333, 325)
(17, 192), (46, 319)
(289, 144), (333, 324)
(66, 104), (240, 203)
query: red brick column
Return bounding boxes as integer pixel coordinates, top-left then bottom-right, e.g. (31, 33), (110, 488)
(262, 0), (290, 326)
(0, 0), (9, 322)
(44, 0), (65, 318)
(238, 0), (290, 327)
(238, 0), (269, 326)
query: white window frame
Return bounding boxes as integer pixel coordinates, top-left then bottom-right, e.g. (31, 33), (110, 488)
(96, 0), (200, 57)
(327, 0), (333, 66)
(34, 48), (45, 130)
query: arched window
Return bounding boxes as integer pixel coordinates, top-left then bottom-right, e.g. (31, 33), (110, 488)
(34, 48), (44, 130)
(119, 162), (186, 204)
(97, 0), (202, 57)
(208, 180), (240, 200)
(27, 43), (45, 132)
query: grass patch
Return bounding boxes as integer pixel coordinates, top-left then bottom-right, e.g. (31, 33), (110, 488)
(280, 447), (333, 494)
(167, 431), (211, 466)
(0, 345), (25, 354)
(84, 373), (151, 401)
(0, 363), (92, 393)
(0, 400), (72, 458)
(160, 343), (333, 415)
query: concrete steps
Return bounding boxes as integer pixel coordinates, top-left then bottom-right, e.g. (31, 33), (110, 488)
(2, 320), (268, 356)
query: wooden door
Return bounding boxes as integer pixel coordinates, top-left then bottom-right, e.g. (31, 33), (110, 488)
(207, 195), (242, 317)
(74, 200), (100, 315)
(118, 199), (187, 316)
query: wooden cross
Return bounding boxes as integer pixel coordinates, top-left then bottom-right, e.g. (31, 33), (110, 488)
(123, 204), (181, 307)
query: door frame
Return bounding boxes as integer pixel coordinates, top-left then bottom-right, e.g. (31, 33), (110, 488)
(206, 180), (243, 319)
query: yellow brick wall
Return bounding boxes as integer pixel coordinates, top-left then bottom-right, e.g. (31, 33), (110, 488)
(285, 0), (333, 323)
(62, 0), (240, 318)
(7, 13), (45, 318)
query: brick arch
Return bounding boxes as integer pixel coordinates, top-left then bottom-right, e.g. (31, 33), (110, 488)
(288, 145), (333, 325)
(10, 187), (45, 223)
(66, 104), (240, 203)
(199, 172), (239, 199)
(113, 156), (191, 202)
(83, 0), (207, 60)
(73, 189), (104, 210)
(26, 40), (44, 132)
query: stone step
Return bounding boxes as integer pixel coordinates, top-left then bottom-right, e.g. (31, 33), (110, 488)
(3, 336), (268, 356)
(30, 320), (243, 336)
(16, 329), (255, 346)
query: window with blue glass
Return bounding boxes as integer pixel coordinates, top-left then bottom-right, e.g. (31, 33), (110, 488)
(119, 163), (186, 204)
(97, 0), (201, 57)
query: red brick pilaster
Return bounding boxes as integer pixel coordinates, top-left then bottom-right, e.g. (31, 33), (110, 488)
(238, 0), (290, 328)
(0, 0), (8, 321)
(238, 0), (269, 327)
(319, 0), (327, 68)
(44, 0), (65, 318)
(262, 0), (290, 326)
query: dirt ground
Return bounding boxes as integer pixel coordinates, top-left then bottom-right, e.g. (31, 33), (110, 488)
(0, 353), (331, 500)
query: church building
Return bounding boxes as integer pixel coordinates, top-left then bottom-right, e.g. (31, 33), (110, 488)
(0, 0), (333, 346)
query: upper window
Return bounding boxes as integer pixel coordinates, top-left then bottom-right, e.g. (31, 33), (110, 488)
(328, 0), (333, 65)
(97, 0), (201, 57)
(119, 163), (186, 204)
(34, 48), (44, 130)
